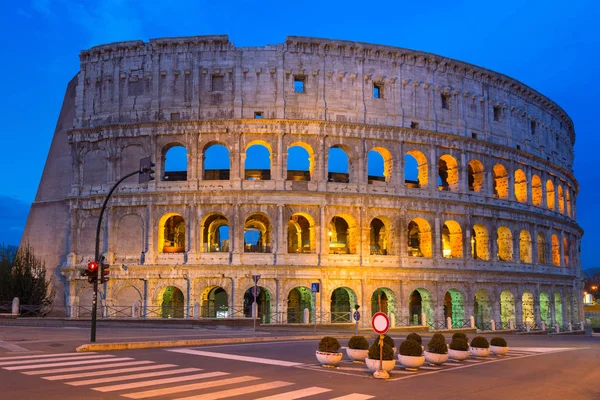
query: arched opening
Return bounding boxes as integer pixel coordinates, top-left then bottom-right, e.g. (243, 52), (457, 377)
(566, 189), (572, 217)
(371, 288), (398, 323)
(202, 214), (229, 252)
(287, 143), (313, 181)
(203, 143), (230, 180)
(408, 218), (432, 257)
(471, 224), (490, 260)
(558, 185), (565, 215)
(163, 145), (188, 181)
(514, 169), (528, 203)
(500, 290), (516, 328)
(160, 286), (184, 318)
(474, 289), (492, 329)
(522, 290), (534, 325)
(409, 288), (433, 326)
(115, 286), (142, 309)
(551, 234), (560, 266)
(438, 154), (459, 191)
(244, 213), (271, 253)
(287, 287), (312, 323)
(243, 286), (271, 323)
(468, 159), (485, 193)
(201, 286), (229, 318)
(532, 175), (542, 206)
(563, 237), (569, 266)
(158, 213), (185, 253)
(442, 220), (462, 259)
(328, 146), (350, 183)
(519, 230), (532, 263)
(245, 142), (271, 180)
(565, 293), (573, 323)
(368, 147), (392, 184)
(546, 180), (555, 210)
(405, 150), (428, 188)
(497, 226), (513, 262)
(554, 292), (563, 325)
(330, 287), (357, 323)
(444, 289), (465, 327)
(540, 291), (550, 324)
(329, 215), (356, 254)
(537, 233), (547, 264)
(287, 214), (314, 253)
(493, 164), (508, 199)
(369, 218), (388, 255)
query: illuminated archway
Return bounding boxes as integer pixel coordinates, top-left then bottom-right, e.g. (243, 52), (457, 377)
(245, 142), (271, 180)
(442, 220), (462, 258)
(438, 154), (459, 191)
(546, 180), (555, 210)
(532, 175), (542, 206)
(519, 230), (532, 263)
(468, 159), (485, 193)
(158, 213), (185, 253)
(497, 226), (513, 262)
(409, 288), (434, 326)
(493, 164), (508, 199)
(288, 213), (314, 253)
(369, 218), (388, 255)
(287, 142), (313, 181)
(500, 290), (516, 328)
(551, 234), (560, 266)
(287, 287), (312, 323)
(405, 150), (428, 188)
(471, 224), (490, 260)
(202, 213), (229, 252)
(474, 289), (492, 329)
(408, 218), (432, 257)
(244, 213), (272, 253)
(514, 169), (527, 203)
(203, 143), (230, 180)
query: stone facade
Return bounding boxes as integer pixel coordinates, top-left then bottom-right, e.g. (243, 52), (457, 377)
(23, 35), (583, 328)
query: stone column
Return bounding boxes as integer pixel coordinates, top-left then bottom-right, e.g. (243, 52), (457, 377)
(319, 205), (328, 264)
(508, 165), (515, 201)
(513, 226), (520, 263)
(459, 151), (468, 193)
(429, 146), (438, 190)
(515, 287), (523, 326)
(433, 215), (441, 261)
(526, 166), (533, 205)
(533, 287), (541, 325)
(276, 204), (285, 260)
(144, 204), (155, 264)
(559, 230), (565, 268)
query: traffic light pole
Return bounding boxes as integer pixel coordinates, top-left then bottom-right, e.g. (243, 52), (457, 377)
(91, 169), (144, 343)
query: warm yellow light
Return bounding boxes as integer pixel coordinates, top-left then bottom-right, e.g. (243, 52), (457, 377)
(328, 231), (332, 237)
(592, 286), (598, 290)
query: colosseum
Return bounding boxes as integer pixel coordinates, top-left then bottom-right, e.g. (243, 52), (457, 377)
(23, 35), (583, 330)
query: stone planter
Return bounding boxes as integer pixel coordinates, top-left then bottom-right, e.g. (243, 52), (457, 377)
(315, 351), (343, 366)
(490, 345), (509, 356)
(448, 348), (470, 361)
(470, 347), (491, 358)
(346, 348), (369, 362)
(424, 351), (449, 365)
(398, 355), (425, 370)
(365, 357), (396, 372)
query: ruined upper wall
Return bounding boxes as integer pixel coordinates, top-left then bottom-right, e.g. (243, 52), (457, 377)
(75, 35), (576, 171)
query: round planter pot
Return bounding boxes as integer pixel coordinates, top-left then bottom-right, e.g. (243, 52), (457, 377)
(424, 351), (449, 365)
(315, 351), (343, 366)
(470, 347), (491, 358)
(398, 354), (425, 370)
(490, 345), (509, 356)
(448, 348), (470, 361)
(365, 357), (396, 372)
(346, 348), (369, 362)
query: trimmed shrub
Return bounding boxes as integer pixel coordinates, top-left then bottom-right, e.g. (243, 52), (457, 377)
(470, 336), (489, 349)
(431, 333), (446, 343)
(427, 338), (448, 354)
(368, 342), (395, 360)
(348, 335), (369, 350)
(490, 337), (507, 347)
(449, 338), (469, 351)
(400, 339), (423, 356)
(406, 332), (422, 344)
(452, 332), (468, 342)
(318, 336), (341, 353)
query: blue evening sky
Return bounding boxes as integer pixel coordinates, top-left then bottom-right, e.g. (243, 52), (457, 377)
(0, 1), (598, 268)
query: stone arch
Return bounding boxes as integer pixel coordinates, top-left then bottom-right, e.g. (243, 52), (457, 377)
(442, 220), (462, 259)
(114, 285), (142, 308)
(201, 213), (229, 252)
(200, 286), (229, 318)
(120, 145), (146, 184)
(497, 226), (513, 262)
(522, 290), (534, 325)
(519, 230), (532, 263)
(557, 184), (565, 215)
(438, 154), (459, 191)
(563, 237), (569, 267)
(540, 291), (551, 324)
(514, 169), (528, 203)
(468, 159), (485, 193)
(546, 180), (555, 210)
(408, 288), (434, 326)
(493, 163), (509, 199)
(554, 292), (563, 325)
(551, 234), (560, 266)
(83, 148), (108, 186)
(532, 174), (542, 206)
(243, 286), (272, 323)
(287, 286), (313, 323)
(368, 146), (392, 183)
(157, 286), (185, 318)
(115, 213), (144, 258)
(370, 288), (398, 323)
(288, 212), (315, 253)
(474, 289), (492, 329)
(287, 142), (314, 181)
(244, 212), (272, 253)
(537, 232), (547, 264)
(78, 216), (102, 260)
(407, 217), (432, 257)
(328, 145), (351, 183)
(405, 150), (428, 188)
(369, 217), (389, 255)
(329, 214), (358, 254)
(566, 189), (572, 217)
(203, 142), (230, 180)
(158, 213), (185, 253)
(162, 144), (188, 181)
(444, 289), (465, 327)
(471, 223), (490, 260)
(500, 289), (516, 327)
(330, 287), (357, 323)
(245, 141), (271, 180)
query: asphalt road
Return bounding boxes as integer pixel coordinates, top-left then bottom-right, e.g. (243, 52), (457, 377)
(1, 325), (598, 400)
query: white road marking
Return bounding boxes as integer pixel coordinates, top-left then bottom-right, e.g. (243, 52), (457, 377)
(0, 354), (112, 366)
(0, 341), (31, 352)
(25, 360), (153, 375)
(509, 347), (576, 353)
(67, 367), (201, 386)
(330, 394), (375, 400)
(173, 381), (294, 400)
(122, 375), (254, 399)
(93, 371), (229, 392)
(0, 352), (96, 361)
(42, 363), (174, 380)
(418, 366), (441, 370)
(254, 386), (332, 400)
(168, 348), (304, 367)
(4, 357), (132, 371)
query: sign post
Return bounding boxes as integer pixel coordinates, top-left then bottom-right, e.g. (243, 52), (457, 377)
(311, 282), (319, 332)
(371, 312), (391, 379)
(252, 275), (260, 335)
(353, 304), (361, 336)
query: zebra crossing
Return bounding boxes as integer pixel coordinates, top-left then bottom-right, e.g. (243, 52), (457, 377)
(0, 352), (374, 399)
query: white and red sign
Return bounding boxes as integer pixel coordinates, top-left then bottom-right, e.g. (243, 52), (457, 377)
(371, 312), (390, 335)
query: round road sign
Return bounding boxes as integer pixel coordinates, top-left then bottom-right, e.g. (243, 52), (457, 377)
(372, 312), (390, 335)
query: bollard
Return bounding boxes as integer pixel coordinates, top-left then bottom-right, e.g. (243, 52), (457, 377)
(421, 312), (427, 327)
(193, 302), (199, 319)
(303, 308), (310, 324)
(526, 321), (531, 332)
(132, 302), (138, 318)
(447, 317), (452, 329)
(568, 322), (573, 332)
(541, 321), (546, 331)
(580, 322), (584, 331)
(555, 324), (560, 333)
(470, 316), (475, 329)
(12, 297), (19, 315)
(491, 320), (496, 331)
(70, 304), (77, 319)
(509, 319), (514, 330)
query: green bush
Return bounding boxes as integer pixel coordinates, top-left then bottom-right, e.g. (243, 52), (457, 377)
(452, 332), (468, 342)
(318, 336), (341, 353)
(399, 339), (423, 356)
(406, 332), (422, 344)
(368, 342), (395, 360)
(373, 334), (395, 348)
(449, 338), (469, 351)
(427, 337), (448, 354)
(470, 336), (489, 349)
(431, 333), (446, 343)
(490, 337), (507, 347)
(348, 335), (369, 350)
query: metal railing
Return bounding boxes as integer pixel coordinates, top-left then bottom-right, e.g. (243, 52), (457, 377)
(104, 305), (133, 319)
(19, 305), (46, 317)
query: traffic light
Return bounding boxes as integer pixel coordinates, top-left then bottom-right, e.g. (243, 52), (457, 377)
(100, 260), (110, 284)
(139, 156), (155, 183)
(80, 261), (99, 284)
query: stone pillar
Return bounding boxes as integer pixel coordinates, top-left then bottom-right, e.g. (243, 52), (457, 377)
(526, 167), (533, 205)
(491, 226), (499, 261)
(196, 151), (203, 182)
(513, 226), (520, 263)
(144, 204), (155, 264)
(398, 212), (408, 258)
(508, 165), (515, 201)
(429, 146), (438, 190)
(433, 215), (441, 261)
(486, 169), (494, 197)
(533, 287), (541, 325)
(459, 151), (468, 193)
(240, 152), (247, 183)
(515, 288), (523, 326)
(559, 230), (565, 268)
(319, 205), (327, 263)
(232, 203), (241, 255)
(276, 204), (284, 259)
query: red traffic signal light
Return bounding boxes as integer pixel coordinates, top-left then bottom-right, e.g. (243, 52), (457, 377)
(81, 261), (99, 284)
(88, 261), (98, 272)
(100, 262), (110, 284)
